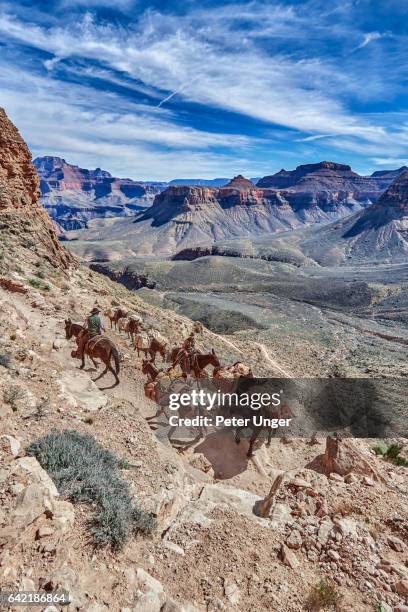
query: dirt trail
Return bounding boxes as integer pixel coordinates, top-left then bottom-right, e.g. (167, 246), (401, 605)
(253, 341), (293, 377)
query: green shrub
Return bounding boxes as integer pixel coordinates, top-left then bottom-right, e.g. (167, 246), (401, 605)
(384, 443), (408, 467)
(372, 442), (387, 456)
(29, 278), (41, 289)
(26, 430), (155, 550)
(43, 283), (51, 291)
(305, 578), (342, 610)
(36, 270), (45, 279)
(373, 442), (408, 467)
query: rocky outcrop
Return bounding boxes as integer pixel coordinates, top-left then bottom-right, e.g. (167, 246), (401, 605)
(123, 170), (370, 256)
(256, 161), (408, 217)
(223, 174), (256, 190)
(370, 166), (408, 190)
(0, 109), (74, 270)
(345, 170), (408, 237)
(89, 262), (156, 290)
(34, 156), (166, 230)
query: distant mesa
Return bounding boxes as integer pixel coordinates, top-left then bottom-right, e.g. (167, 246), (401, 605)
(283, 169), (408, 266)
(50, 156), (408, 260)
(258, 161), (364, 190)
(33, 156), (166, 230)
(257, 160), (408, 195)
(222, 175), (256, 190)
(370, 166), (408, 178)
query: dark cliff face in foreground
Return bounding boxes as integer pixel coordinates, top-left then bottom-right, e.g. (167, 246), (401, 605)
(34, 156), (166, 230)
(0, 109), (75, 269)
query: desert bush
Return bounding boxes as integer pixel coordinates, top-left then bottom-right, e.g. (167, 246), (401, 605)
(372, 442), (408, 467)
(305, 578), (342, 611)
(29, 278), (41, 289)
(372, 442), (388, 456)
(26, 430), (155, 550)
(3, 384), (25, 411)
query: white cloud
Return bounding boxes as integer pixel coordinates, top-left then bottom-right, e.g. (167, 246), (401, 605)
(371, 157), (408, 167)
(0, 1), (405, 176)
(0, 6), (393, 144)
(356, 31), (390, 50)
(0, 65), (268, 180)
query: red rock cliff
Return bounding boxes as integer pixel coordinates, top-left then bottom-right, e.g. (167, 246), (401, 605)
(0, 108), (75, 270)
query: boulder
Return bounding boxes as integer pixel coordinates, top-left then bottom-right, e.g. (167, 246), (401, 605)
(395, 580), (408, 596)
(223, 579), (241, 605)
(42, 566), (86, 609)
(52, 338), (67, 350)
(281, 543), (300, 569)
(286, 529), (302, 550)
(13, 484), (50, 527)
(133, 568), (165, 612)
(317, 518), (334, 545)
(13, 457), (59, 497)
(387, 535), (405, 552)
(57, 371), (108, 411)
(319, 436), (382, 479)
(0, 434), (21, 457)
(163, 540), (185, 556)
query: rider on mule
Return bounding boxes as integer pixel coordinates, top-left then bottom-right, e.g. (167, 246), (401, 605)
(182, 333), (198, 369)
(77, 307), (105, 361)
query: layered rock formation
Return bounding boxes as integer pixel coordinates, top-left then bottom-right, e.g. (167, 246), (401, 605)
(258, 171), (408, 266)
(0, 109), (74, 270)
(257, 160), (405, 195)
(256, 161), (408, 217)
(34, 156), (166, 230)
(258, 161), (374, 191)
(370, 166), (408, 191)
(340, 171), (408, 262)
(65, 162), (407, 260)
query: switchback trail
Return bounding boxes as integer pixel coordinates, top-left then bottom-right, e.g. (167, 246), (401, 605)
(253, 342), (292, 378)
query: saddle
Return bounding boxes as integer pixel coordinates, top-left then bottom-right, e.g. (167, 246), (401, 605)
(86, 334), (107, 351)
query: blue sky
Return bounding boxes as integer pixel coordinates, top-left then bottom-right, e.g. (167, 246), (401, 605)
(0, 0), (407, 180)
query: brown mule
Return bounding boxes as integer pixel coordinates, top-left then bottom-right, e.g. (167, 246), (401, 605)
(64, 319), (98, 369)
(72, 332), (120, 385)
(172, 348), (220, 378)
(148, 338), (166, 363)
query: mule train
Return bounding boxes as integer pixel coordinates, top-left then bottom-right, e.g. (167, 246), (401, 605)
(64, 306), (272, 456)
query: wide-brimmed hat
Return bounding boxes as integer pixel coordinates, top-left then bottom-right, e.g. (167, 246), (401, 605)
(90, 307), (100, 315)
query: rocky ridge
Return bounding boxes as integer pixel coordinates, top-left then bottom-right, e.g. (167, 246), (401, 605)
(34, 156), (166, 231)
(67, 162), (404, 259)
(0, 110), (74, 270)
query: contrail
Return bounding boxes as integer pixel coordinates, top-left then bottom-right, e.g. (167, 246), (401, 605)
(157, 77), (199, 108)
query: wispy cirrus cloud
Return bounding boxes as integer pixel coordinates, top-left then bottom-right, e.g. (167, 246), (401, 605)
(0, 0), (406, 177)
(355, 30), (392, 50)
